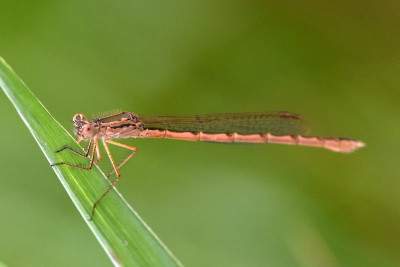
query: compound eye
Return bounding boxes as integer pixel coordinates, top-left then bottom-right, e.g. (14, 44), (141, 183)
(73, 113), (87, 123)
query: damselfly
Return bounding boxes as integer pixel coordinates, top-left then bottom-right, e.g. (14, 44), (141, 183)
(51, 111), (365, 220)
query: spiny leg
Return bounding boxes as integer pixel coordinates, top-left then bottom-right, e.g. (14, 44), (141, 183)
(105, 140), (138, 178)
(55, 138), (93, 158)
(89, 139), (138, 220)
(51, 138), (98, 170)
(102, 139), (120, 178)
(93, 139), (102, 164)
(89, 139), (121, 220)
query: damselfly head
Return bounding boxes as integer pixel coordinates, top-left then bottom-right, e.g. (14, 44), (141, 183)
(73, 113), (89, 138)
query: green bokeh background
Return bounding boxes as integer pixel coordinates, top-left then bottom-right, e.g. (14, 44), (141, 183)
(0, 1), (399, 266)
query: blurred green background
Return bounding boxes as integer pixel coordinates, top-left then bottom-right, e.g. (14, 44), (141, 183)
(0, 1), (399, 266)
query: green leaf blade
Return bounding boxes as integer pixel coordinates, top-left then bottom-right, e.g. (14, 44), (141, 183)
(0, 57), (182, 267)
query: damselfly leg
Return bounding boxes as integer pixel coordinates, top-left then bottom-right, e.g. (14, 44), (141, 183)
(51, 137), (137, 220)
(51, 138), (99, 170)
